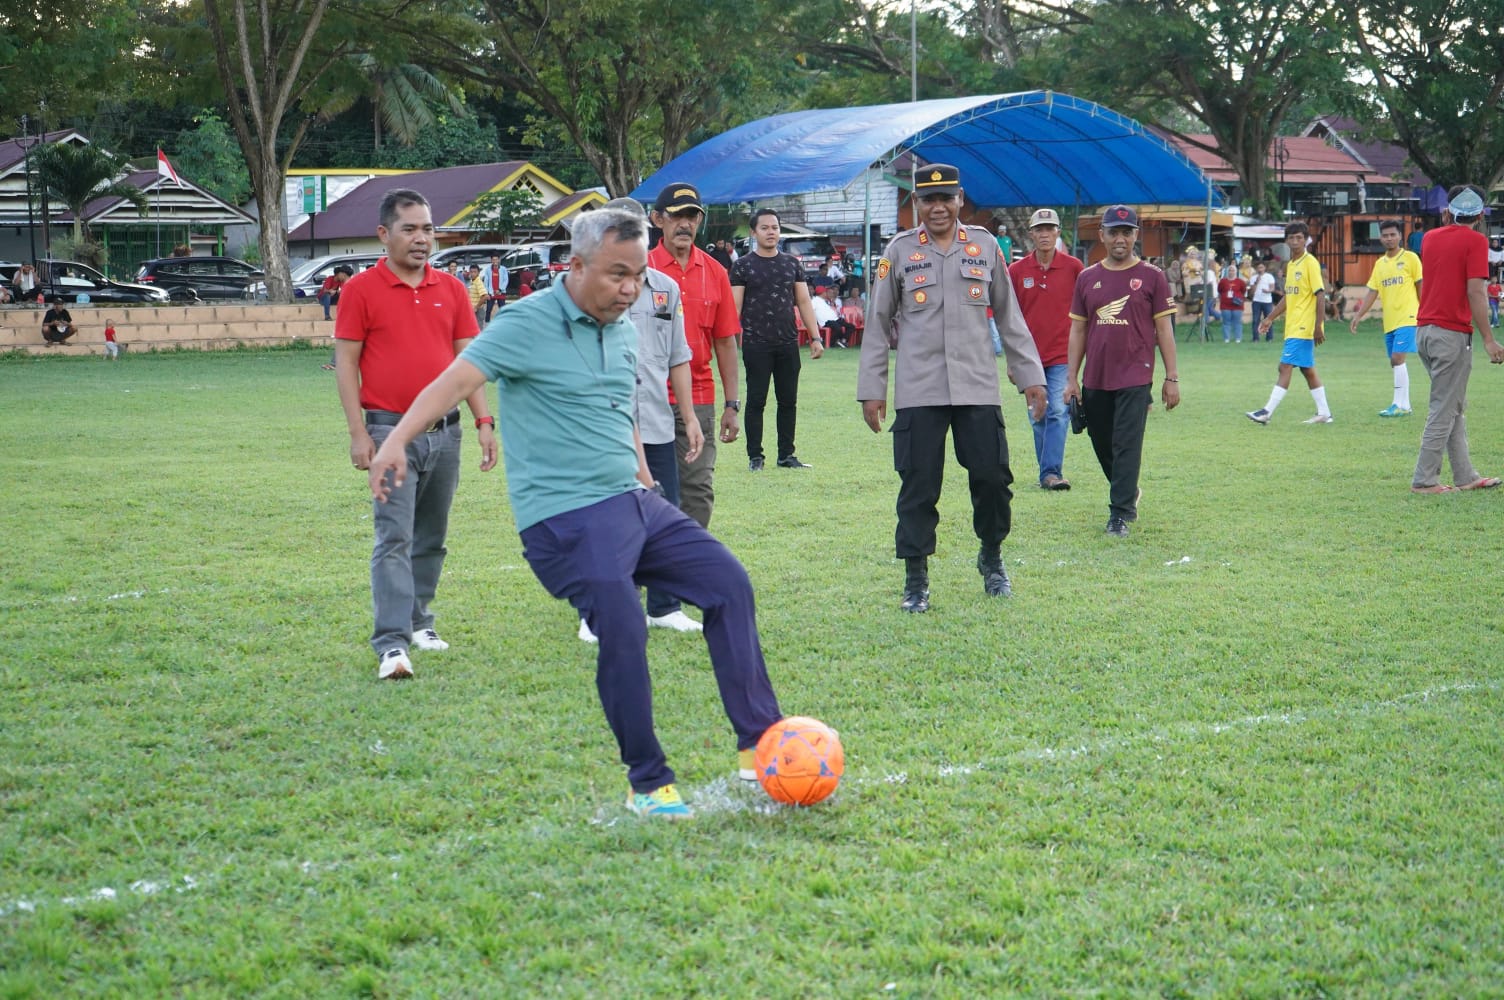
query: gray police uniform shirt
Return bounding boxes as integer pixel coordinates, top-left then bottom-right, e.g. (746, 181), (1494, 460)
(629, 266), (691, 445)
(858, 223), (1045, 408)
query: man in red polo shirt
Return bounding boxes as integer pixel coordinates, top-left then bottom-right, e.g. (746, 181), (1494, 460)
(647, 181), (742, 529)
(1410, 183), (1504, 493)
(334, 188), (498, 680)
(1010, 207), (1084, 491)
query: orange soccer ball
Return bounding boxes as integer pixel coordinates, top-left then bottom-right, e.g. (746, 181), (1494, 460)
(754, 716), (844, 806)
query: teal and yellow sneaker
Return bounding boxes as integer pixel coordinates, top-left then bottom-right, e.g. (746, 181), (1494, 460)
(1378, 404), (1412, 418)
(626, 783), (692, 820)
(738, 748), (758, 782)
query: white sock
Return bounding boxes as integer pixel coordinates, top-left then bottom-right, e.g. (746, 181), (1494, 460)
(1394, 364), (1410, 409)
(1311, 386), (1330, 417)
(1264, 385), (1287, 413)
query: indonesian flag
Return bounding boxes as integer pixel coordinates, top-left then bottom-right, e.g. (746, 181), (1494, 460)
(157, 148), (182, 186)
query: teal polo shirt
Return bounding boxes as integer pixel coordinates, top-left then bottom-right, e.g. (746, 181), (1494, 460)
(461, 281), (642, 532)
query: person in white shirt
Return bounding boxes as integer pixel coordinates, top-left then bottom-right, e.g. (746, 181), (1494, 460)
(1249, 261), (1278, 341)
(810, 282), (854, 348)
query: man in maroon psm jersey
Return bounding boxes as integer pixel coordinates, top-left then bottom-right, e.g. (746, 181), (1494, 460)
(1064, 205), (1180, 539)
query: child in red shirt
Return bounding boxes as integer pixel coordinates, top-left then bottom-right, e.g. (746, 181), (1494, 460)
(1488, 280), (1501, 328)
(104, 319), (120, 360)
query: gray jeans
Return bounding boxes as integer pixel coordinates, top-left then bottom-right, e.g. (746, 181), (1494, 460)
(675, 403), (718, 529)
(366, 419), (462, 654)
(1413, 325), (1479, 488)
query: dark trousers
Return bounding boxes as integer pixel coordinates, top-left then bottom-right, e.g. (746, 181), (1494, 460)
(1082, 384), (1150, 519)
(642, 441), (682, 618)
(891, 405), (1013, 558)
(520, 490), (783, 793)
(744, 344), (801, 462)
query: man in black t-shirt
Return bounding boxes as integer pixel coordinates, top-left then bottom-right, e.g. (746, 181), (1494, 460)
(729, 208), (823, 470)
(42, 298), (77, 345)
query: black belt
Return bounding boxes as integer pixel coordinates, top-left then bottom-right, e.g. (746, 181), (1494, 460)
(365, 408), (460, 433)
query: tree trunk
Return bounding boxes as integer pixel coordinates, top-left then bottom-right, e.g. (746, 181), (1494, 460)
(252, 151), (291, 302)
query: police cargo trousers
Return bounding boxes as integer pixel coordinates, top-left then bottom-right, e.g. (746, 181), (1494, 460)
(891, 404), (1014, 557)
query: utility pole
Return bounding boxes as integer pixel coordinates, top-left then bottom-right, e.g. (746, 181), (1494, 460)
(20, 114), (37, 264)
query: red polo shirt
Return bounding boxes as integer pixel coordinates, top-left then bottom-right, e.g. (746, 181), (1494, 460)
(335, 259), (479, 413)
(1009, 249), (1084, 366)
(648, 242), (740, 405)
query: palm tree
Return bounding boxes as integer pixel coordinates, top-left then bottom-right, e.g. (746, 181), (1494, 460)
(32, 142), (147, 243)
(323, 55), (465, 150)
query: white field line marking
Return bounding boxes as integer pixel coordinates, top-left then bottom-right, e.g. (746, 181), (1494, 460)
(1, 875), (200, 919)
(680, 681), (1499, 817)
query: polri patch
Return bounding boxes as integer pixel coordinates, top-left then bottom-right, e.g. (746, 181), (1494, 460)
(965, 244), (982, 257)
(914, 290), (928, 304)
(876, 258), (891, 280)
(968, 285), (984, 299)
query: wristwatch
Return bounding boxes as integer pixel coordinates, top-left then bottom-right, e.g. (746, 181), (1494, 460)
(724, 399), (740, 412)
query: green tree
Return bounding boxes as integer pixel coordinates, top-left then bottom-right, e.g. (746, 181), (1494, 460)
(0, 1), (149, 121)
(173, 110), (251, 205)
(317, 54), (466, 151)
(1345, 0), (1504, 190)
(394, 0), (828, 196)
(1018, 0), (1352, 216)
(31, 141), (147, 244)
(462, 188), (543, 242)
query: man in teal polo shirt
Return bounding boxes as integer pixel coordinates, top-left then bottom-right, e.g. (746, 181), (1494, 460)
(366, 208), (784, 820)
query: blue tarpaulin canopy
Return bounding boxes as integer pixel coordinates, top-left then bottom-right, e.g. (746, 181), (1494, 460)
(631, 91), (1221, 210)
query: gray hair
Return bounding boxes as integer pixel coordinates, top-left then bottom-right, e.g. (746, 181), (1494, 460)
(378, 188), (430, 229)
(572, 207), (648, 261)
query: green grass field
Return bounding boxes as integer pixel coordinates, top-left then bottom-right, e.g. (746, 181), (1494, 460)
(4, 322), (1503, 997)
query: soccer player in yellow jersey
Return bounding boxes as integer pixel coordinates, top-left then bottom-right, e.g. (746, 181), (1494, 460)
(1246, 222), (1332, 424)
(1348, 220), (1423, 416)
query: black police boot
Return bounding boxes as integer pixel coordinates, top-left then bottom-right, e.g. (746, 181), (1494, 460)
(900, 556), (930, 613)
(977, 544), (1012, 598)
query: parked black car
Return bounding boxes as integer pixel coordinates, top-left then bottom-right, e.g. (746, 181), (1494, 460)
(134, 256), (266, 300)
(0, 260), (172, 304)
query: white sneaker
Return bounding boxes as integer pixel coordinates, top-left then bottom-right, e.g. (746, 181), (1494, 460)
(578, 618), (598, 644)
(1303, 413), (1334, 424)
(1245, 408), (1271, 425)
(377, 649), (413, 680)
(647, 610), (704, 633)
(411, 628), (448, 651)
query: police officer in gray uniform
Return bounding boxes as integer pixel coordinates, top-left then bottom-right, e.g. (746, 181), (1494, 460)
(858, 164), (1047, 613)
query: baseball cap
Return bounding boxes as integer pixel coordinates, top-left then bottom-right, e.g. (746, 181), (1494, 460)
(1101, 204), (1139, 229)
(602, 196), (647, 218)
(913, 164), (962, 197)
(1029, 208), (1061, 228)
(653, 183), (704, 215)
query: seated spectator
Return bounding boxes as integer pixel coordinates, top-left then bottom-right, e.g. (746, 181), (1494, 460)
(515, 267), (537, 298)
(810, 282), (855, 348)
(317, 265), (352, 321)
(0, 284), (11, 305)
(42, 297), (76, 344)
(12, 262), (40, 303)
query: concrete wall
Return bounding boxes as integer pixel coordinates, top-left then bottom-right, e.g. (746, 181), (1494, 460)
(0, 302), (330, 356)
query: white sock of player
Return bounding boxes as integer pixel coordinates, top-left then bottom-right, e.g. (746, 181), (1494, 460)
(1394, 363), (1410, 409)
(1311, 386), (1330, 417)
(1264, 385), (1287, 414)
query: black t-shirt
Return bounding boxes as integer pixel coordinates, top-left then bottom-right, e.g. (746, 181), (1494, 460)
(729, 251), (804, 351)
(43, 307), (72, 326)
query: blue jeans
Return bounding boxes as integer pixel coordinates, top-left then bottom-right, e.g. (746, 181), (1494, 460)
(1029, 363), (1069, 483)
(319, 292), (334, 320)
(1251, 300), (1272, 336)
(1490, 299), (1499, 326)
(365, 417), (462, 654)
(643, 441), (682, 617)
(521, 490), (783, 792)
(1221, 308), (1243, 342)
